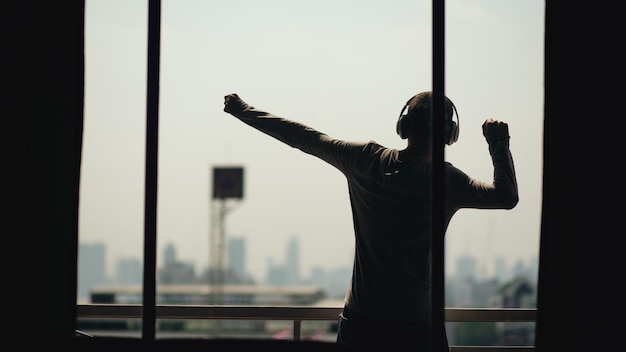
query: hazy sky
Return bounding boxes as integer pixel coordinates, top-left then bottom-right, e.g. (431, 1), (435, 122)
(80, 0), (545, 283)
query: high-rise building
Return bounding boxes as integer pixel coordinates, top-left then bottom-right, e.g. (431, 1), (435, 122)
(78, 242), (108, 301)
(158, 242), (196, 284)
(163, 242), (177, 266)
(228, 237), (246, 283)
(285, 236), (301, 284)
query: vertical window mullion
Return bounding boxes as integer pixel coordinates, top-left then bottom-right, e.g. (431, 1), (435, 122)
(431, 0), (446, 350)
(142, 0), (161, 341)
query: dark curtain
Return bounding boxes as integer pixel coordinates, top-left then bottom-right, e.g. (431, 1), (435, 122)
(2, 1), (85, 338)
(535, 1), (572, 351)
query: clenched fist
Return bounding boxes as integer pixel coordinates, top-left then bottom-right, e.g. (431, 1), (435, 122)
(482, 118), (510, 144)
(223, 93), (250, 115)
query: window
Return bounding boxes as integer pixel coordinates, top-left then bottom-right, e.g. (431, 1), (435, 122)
(80, 0), (543, 344)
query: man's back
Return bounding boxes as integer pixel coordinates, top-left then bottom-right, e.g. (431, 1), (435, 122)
(223, 92), (518, 349)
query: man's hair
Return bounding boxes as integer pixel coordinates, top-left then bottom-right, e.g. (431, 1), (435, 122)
(397, 91), (457, 142)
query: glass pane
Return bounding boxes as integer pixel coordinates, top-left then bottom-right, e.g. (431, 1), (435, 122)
(78, 0), (148, 332)
(444, 0), (543, 346)
(444, 0), (543, 298)
(156, 0), (433, 289)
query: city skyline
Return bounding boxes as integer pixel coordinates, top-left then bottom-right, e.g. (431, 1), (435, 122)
(78, 236), (538, 301)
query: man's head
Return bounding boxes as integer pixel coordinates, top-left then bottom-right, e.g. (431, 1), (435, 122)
(396, 91), (459, 145)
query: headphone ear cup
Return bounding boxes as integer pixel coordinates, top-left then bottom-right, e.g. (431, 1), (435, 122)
(396, 115), (406, 139)
(396, 103), (410, 139)
(447, 120), (459, 145)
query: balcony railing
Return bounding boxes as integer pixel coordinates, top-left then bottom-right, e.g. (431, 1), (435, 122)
(77, 305), (536, 352)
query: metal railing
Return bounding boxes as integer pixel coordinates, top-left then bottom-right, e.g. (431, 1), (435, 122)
(77, 305), (536, 351)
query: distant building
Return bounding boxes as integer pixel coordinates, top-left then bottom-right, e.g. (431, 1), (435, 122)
(456, 255), (476, 280)
(266, 258), (288, 285)
(265, 236), (302, 285)
(285, 236), (301, 284)
(116, 257), (142, 285)
(163, 242), (177, 266)
(158, 242), (196, 284)
(78, 242), (108, 301)
(447, 276), (473, 307)
(86, 283), (329, 334)
(89, 284), (326, 306)
(228, 237), (252, 283)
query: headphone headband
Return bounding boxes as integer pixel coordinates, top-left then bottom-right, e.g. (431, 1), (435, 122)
(396, 93), (460, 145)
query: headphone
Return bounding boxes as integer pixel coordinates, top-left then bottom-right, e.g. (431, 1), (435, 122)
(396, 94), (460, 145)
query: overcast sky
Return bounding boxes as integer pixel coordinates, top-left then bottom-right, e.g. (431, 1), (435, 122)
(80, 0), (545, 283)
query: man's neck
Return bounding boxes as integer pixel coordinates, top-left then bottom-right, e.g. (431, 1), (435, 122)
(399, 141), (431, 161)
